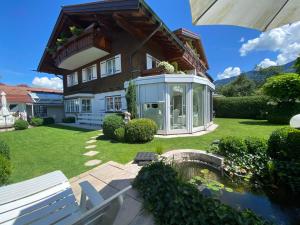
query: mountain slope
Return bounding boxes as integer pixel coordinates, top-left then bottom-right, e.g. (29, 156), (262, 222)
(214, 61), (296, 87)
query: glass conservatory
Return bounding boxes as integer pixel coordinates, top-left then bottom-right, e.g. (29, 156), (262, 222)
(126, 74), (214, 135)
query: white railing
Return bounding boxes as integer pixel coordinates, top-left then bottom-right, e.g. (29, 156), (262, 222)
(77, 113), (105, 126)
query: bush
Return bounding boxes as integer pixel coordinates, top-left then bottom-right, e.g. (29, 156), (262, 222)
(268, 127), (300, 161)
(218, 136), (247, 155)
(267, 103), (300, 124)
(157, 61), (175, 74)
(62, 117), (75, 123)
(133, 162), (272, 225)
(114, 127), (125, 142)
(14, 119), (29, 130)
(125, 118), (157, 143)
(30, 117), (44, 126)
(244, 137), (267, 155)
(213, 96), (269, 119)
(102, 114), (124, 140)
(0, 155), (11, 185)
(0, 140), (10, 159)
(43, 117), (55, 125)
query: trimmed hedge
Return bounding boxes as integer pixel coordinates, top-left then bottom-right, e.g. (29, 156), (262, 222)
(43, 117), (55, 125)
(267, 103), (300, 124)
(114, 127), (125, 142)
(125, 118), (157, 143)
(62, 117), (75, 123)
(268, 127), (300, 161)
(0, 140), (10, 159)
(133, 162), (272, 225)
(14, 119), (29, 130)
(30, 117), (43, 126)
(213, 96), (269, 119)
(0, 155), (11, 185)
(102, 114), (124, 140)
(244, 136), (268, 155)
(218, 136), (247, 155)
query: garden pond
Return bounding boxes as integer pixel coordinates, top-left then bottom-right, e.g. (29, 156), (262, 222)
(174, 162), (300, 225)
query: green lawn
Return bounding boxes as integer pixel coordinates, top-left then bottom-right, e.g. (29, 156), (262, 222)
(0, 118), (286, 183)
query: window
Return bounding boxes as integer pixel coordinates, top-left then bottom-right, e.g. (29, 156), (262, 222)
(82, 65), (97, 82)
(65, 99), (80, 113)
(34, 105), (47, 117)
(67, 72), (78, 87)
(100, 54), (121, 77)
(146, 54), (160, 69)
(106, 96), (122, 112)
(81, 99), (92, 113)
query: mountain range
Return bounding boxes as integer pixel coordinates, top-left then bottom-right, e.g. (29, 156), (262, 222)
(214, 60), (296, 87)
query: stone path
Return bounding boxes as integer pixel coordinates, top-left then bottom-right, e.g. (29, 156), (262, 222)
(86, 139), (97, 144)
(85, 145), (96, 149)
(84, 159), (102, 166)
(83, 150), (99, 157)
(70, 161), (153, 225)
(83, 133), (102, 167)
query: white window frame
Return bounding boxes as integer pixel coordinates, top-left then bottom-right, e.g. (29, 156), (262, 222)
(100, 54), (122, 77)
(64, 99), (80, 113)
(105, 95), (122, 112)
(81, 99), (92, 113)
(82, 64), (97, 83)
(146, 53), (160, 70)
(67, 72), (78, 87)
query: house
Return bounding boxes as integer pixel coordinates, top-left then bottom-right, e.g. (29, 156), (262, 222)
(0, 84), (64, 122)
(37, 0), (214, 134)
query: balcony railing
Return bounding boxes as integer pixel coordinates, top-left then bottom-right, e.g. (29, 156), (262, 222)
(183, 44), (207, 74)
(53, 25), (111, 69)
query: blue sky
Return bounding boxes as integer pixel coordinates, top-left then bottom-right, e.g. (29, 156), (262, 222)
(0, 0), (298, 89)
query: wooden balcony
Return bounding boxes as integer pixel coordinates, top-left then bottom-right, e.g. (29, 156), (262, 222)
(53, 26), (111, 70)
(182, 44), (207, 74)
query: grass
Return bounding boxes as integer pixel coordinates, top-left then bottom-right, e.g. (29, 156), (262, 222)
(0, 118), (286, 183)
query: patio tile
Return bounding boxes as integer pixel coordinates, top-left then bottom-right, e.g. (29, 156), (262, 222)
(84, 159), (102, 167)
(86, 139), (97, 144)
(83, 150), (99, 156)
(85, 145), (97, 149)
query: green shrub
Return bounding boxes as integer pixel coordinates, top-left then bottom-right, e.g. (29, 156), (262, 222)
(0, 155), (11, 185)
(218, 136), (247, 155)
(244, 137), (267, 155)
(133, 162), (272, 225)
(62, 117), (75, 123)
(43, 117), (55, 125)
(30, 117), (44, 126)
(102, 114), (124, 140)
(268, 127), (300, 161)
(213, 96), (269, 119)
(14, 119), (29, 130)
(157, 61), (174, 74)
(267, 103), (300, 124)
(125, 118), (157, 143)
(114, 127), (125, 142)
(0, 140), (10, 159)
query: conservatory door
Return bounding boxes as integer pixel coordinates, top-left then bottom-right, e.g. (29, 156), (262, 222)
(169, 84), (187, 133)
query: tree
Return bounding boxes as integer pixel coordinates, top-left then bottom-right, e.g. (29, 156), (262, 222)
(219, 75), (256, 97)
(294, 56), (300, 74)
(125, 81), (137, 119)
(262, 73), (300, 103)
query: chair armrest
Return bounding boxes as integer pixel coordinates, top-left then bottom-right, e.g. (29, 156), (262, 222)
(79, 181), (104, 209)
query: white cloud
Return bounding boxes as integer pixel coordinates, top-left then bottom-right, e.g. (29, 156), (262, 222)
(32, 76), (63, 90)
(217, 67), (241, 80)
(239, 37), (245, 43)
(239, 21), (300, 65)
(256, 58), (277, 69)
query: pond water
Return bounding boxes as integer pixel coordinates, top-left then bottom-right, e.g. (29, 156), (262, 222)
(174, 162), (300, 225)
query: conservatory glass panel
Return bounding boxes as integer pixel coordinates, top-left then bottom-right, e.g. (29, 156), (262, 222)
(193, 84), (204, 127)
(170, 84), (186, 130)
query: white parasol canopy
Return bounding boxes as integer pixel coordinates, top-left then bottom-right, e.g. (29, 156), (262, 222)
(0, 91), (10, 116)
(189, 0), (300, 31)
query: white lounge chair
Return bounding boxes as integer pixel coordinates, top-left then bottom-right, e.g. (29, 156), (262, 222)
(0, 171), (131, 225)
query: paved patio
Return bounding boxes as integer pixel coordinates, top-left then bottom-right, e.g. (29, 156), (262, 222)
(70, 161), (154, 225)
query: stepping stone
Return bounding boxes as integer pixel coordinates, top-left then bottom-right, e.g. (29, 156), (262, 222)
(90, 136), (98, 140)
(83, 150), (99, 157)
(85, 160), (102, 167)
(85, 145), (96, 149)
(86, 140), (97, 144)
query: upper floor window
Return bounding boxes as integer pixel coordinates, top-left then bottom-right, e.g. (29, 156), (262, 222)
(67, 72), (78, 87)
(100, 54), (121, 77)
(82, 65), (97, 83)
(81, 99), (92, 113)
(105, 95), (122, 112)
(146, 53), (160, 70)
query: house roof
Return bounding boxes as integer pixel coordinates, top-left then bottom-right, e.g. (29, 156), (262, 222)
(0, 84), (62, 104)
(37, 0), (208, 75)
